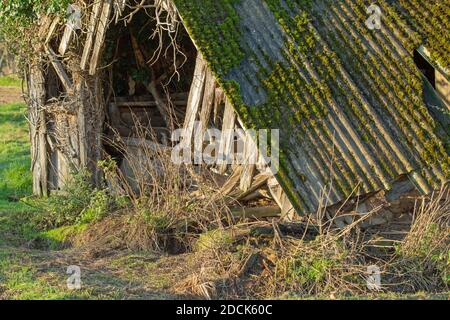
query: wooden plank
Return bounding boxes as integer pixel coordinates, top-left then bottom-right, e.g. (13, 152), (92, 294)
(217, 99), (236, 174)
(89, 0), (112, 75)
(194, 68), (216, 157)
(46, 47), (73, 93)
(113, 100), (187, 107)
(181, 53), (207, 150)
(45, 17), (60, 44)
(213, 87), (225, 125)
(219, 168), (270, 202)
(240, 130), (258, 192)
(268, 177), (296, 219)
(218, 166), (243, 196)
(58, 24), (74, 55)
(233, 172), (270, 200)
(145, 82), (173, 130)
(231, 206), (281, 219)
(199, 69), (216, 128)
(81, 0), (103, 70)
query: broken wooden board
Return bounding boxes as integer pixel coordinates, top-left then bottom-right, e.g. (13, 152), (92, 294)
(194, 68), (216, 154)
(45, 17), (60, 45)
(217, 99), (236, 174)
(181, 53), (207, 151)
(231, 206), (281, 219)
(89, 0), (112, 75)
(58, 24), (74, 55)
(240, 130), (258, 192)
(81, 0), (103, 70)
(268, 177), (297, 220)
(46, 46), (73, 94)
(213, 87), (225, 126)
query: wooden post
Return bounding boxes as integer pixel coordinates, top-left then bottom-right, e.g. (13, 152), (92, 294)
(28, 64), (49, 196)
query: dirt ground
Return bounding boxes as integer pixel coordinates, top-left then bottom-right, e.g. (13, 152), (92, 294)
(0, 86), (23, 105)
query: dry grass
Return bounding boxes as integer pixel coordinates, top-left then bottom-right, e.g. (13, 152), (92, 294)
(174, 187), (449, 299)
(388, 187), (449, 293)
(401, 187), (449, 257)
(76, 121), (233, 253)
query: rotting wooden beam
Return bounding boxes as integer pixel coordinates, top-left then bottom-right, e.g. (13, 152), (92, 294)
(89, 0), (112, 75)
(28, 65), (49, 196)
(240, 130), (258, 192)
(59, 23), (75, 55)
(231, 206), (281, 219)
(181, 52), (207, 150)
(213, 87), (225, 126)
(217, 99), (236, 174)
(46, 47), (73, 94)
(45, 17), (60, 45)
(81, 0), (103, 70)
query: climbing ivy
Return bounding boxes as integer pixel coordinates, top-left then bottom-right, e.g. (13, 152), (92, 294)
(0, 0), (70, 53)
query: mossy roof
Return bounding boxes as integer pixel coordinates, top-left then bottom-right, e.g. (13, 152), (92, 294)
(174, 0), (450, 213)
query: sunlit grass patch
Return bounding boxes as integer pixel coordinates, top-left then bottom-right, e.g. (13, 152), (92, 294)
(0, 76), (22, 87)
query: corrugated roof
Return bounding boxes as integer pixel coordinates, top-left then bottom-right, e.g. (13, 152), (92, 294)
(175, 0), (450, 213)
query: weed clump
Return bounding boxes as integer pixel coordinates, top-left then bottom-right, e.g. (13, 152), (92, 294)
(22, 171), (117, 229)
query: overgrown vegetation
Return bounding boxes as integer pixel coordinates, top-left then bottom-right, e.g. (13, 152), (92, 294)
(23, 172), (116, 229)
(0, 0), (69, 56)
(175, 191), (449, 299)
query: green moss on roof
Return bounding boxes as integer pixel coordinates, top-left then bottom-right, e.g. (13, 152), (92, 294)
(175, 0), (450, 212)
(176, 0), (245, 76)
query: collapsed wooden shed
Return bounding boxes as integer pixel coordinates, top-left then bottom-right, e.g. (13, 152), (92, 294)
(26, 0), (449, 223)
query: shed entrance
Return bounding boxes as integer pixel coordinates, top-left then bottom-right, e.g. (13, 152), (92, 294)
(102, 8), (197, 157)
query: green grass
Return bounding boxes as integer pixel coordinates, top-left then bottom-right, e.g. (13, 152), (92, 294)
(0, 249), (94, 300)
(0, 102), (32, 214)
(0, 76), (22, 87)
(0, 99), (90, 299)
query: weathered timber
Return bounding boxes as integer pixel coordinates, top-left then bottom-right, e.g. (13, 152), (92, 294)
(28, 65), (48, 196)
(46, 47), (73, 93)
(217, 99), (236, 174)
(231, 206), (281, 219)
(89, 0), (112, 75)
(58, 23), (74, 55)
(240, 130), (258, 192)
(81, 0), (103, 70)
(181, 52), (206, 150)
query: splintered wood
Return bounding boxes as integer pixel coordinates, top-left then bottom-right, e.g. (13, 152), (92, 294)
(182, 53), (207, 150)
(89, 0), (112, 75)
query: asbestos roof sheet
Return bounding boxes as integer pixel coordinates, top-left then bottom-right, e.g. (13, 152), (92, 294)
(175, 0), (450, 213)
